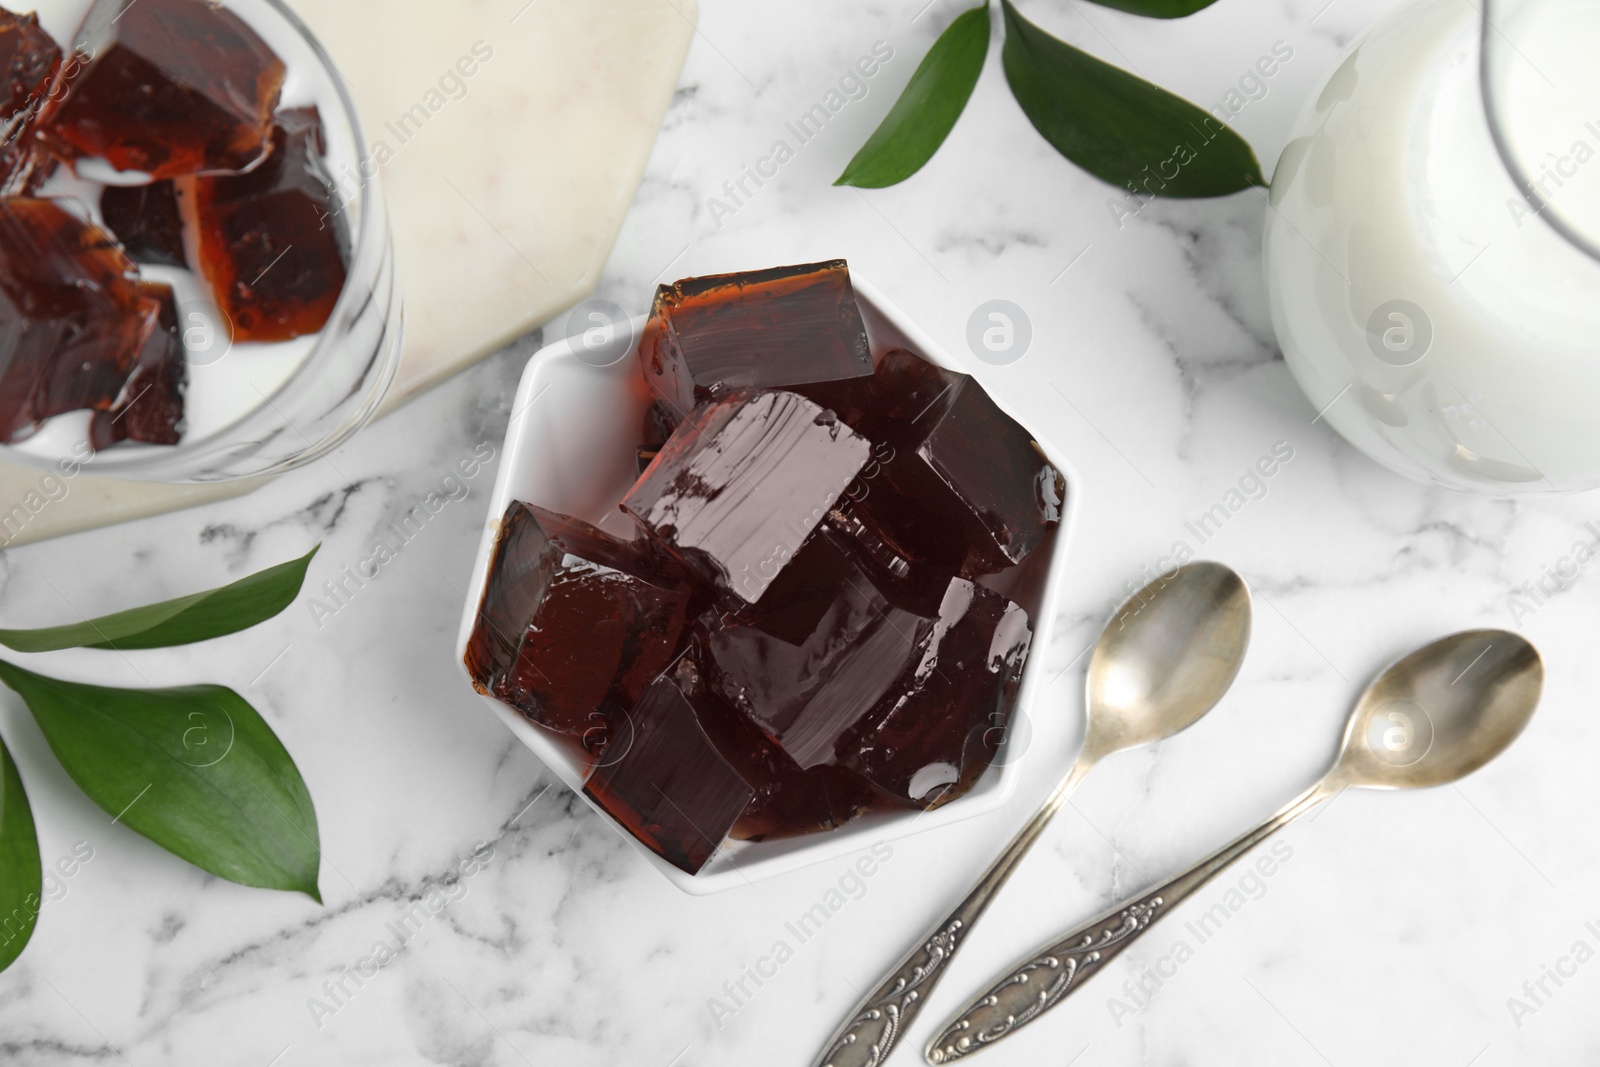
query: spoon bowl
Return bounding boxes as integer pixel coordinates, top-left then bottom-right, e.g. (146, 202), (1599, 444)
(1085, 562), (1252, 758)
(1335, 629), (1543, 790)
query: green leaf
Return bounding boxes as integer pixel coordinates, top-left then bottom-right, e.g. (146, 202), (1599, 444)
(0, 736), (40, 973)
(1081, 0), (1221, 18)
(0, 662), (321, 901)
(836, 2), (991, 188)
(0, 545), (318, 653)
(999, 0), (1264, 197)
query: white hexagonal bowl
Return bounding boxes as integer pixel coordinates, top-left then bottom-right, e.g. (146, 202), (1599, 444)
(454, 275), (1080, 895)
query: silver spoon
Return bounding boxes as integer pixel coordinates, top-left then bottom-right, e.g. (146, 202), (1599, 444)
(928, 628), (1543, 1063)
(812, 561), (1252, 1067)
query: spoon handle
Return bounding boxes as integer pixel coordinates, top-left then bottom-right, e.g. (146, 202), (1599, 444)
(926, 780), (1334, 1063)
(810, 756), (1095, 1067)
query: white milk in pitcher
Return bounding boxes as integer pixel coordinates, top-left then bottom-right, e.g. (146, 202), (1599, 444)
(1266, 0), (1600, 492)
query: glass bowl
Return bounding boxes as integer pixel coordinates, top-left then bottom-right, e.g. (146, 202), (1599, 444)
(1, 0), (401, 483)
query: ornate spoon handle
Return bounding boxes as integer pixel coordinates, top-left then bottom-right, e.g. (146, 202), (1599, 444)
(926, 781), (1333, 1063)
(811, 757), (1095, 1067)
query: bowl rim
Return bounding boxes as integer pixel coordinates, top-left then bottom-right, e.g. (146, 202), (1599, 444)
(452, 272), (1082, 895)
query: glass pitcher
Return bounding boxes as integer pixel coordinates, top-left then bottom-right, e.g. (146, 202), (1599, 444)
(1265, 0), (1600, 493)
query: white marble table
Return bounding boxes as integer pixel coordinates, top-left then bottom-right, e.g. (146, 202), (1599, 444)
(2, 1), (1593, 1064)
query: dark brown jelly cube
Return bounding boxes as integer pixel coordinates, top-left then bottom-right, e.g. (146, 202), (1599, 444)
(638, 260), (874, 422)
(0, 9), (62, 193)
(841, 582), (1032, 810)
(666, 647), (848, 842)
(464, 502), (689, 739)
(583, 677), (755, 874)
(89, 281), (185, 448)
(704, 526), (953, 771)
(636, 402), (673, 471)
(867, 348), (960, 428)
(621, 389), (869, 604)
(847, 453), (995, 578)
(854, 349), (1064, 576)
(100, 181), (188, 268)
(189, 107), (348, 341)
(721, 525), (857, 646)
(826, 428), (962, 617)
(39, 0), (285, 180)
(824, 496), (952, 619)
(0, 10), (61, 123)
(0, 198), (158, 442)
(642, 401), (675, 449)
